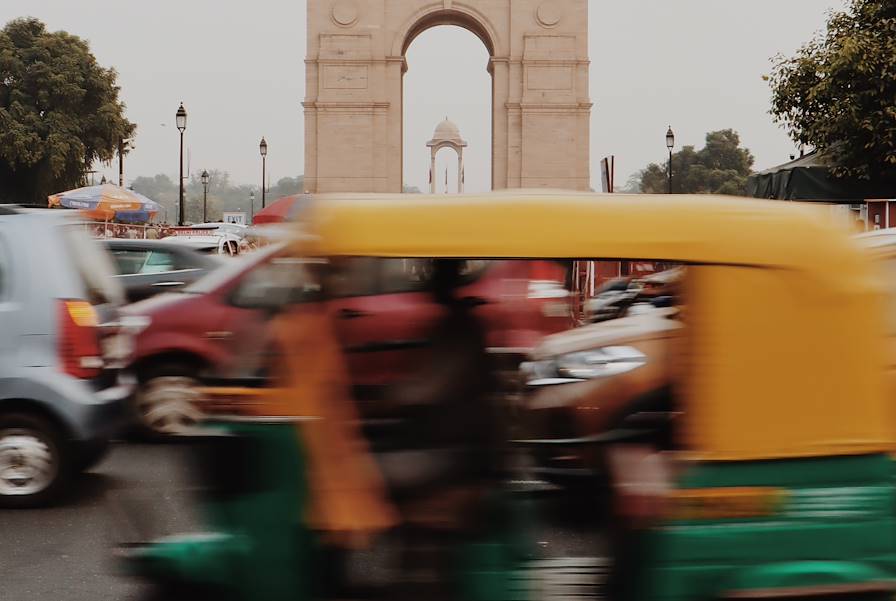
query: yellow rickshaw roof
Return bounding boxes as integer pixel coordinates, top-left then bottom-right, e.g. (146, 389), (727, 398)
(303, 191), (895, 461)
(308, 192), (848, 272)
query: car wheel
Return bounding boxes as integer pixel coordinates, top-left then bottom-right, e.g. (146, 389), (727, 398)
(0, 413), (69, 508)
(136, 365), (204, 437)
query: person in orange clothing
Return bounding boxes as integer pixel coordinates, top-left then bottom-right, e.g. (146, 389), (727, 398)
(265, 297), (398, 549)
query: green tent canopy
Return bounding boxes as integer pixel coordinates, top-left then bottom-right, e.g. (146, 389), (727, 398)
(747, 151), (896, 202)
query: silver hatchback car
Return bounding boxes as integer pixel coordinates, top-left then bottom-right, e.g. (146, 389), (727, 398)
(0, 207), (135, 507)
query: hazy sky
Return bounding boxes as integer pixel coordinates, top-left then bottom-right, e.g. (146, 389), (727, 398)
(1, 1), (845, 194)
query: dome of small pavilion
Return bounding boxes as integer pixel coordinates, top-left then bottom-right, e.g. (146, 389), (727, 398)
(427, 118), (467, 147)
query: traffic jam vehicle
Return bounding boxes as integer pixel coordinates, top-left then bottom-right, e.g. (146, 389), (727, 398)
(0, 207), (138, 507)
(163, 223), (246, 256)
(520, 268), (683, 487)
(103, 238), (221, 302)
(121, 242), (575, 435)
(120, 192), (896, 601)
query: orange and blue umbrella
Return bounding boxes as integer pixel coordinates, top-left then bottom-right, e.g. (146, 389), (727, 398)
(48, 184), (160, 223)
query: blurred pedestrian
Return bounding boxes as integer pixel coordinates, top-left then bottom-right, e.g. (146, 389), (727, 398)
(263, 263), (398, 596)
(379, 259), (502, 601)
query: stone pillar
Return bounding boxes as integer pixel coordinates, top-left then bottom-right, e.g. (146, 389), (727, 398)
(457, 149), (464, 194)
(430, 150), (437, 194)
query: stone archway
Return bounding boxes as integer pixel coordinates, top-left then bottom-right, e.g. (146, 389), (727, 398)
(303, 0), (591, 193)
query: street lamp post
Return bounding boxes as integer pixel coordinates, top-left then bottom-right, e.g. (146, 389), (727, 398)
(176, 103), (187, 225)
(118, 137), (134, 187)
(666, 126), (675, 195)
(201, 170), (210, 223)
(259, 137), (268, 208)
(249, 190), (256, 222)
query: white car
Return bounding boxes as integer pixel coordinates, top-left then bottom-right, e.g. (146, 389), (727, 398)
(191, 222), (248, 237)
(162, 234), (241, 256)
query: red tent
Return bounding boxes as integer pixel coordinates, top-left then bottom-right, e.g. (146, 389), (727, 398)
(252, 193), (312, 225)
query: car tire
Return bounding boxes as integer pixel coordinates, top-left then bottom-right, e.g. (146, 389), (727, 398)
(135, 363), (204, 438)
(0, 412), (70, 508)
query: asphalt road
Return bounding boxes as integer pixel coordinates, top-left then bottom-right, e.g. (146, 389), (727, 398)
(0, 442), (606, 601)
(0, 442), (197, 601)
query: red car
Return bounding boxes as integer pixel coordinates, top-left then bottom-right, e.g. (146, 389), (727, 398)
(123, 246), (574, 435)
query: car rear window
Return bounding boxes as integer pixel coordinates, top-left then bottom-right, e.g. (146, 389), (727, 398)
(62, 225), (125, 306)
(143, 250), (176, 273)
(111, 249), (150, 275)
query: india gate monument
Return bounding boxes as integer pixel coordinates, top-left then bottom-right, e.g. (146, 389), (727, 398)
(303, 0), (592, 193)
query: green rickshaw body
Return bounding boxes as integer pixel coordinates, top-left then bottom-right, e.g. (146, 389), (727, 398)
(122, 419), (526, 601)
(637, 454), (896, 601)
(123, 419), (314, 601)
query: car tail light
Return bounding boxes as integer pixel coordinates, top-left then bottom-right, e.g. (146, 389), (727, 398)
(59, 300), (103, 379)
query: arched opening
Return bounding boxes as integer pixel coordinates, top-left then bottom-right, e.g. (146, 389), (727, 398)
(401, 10), (496, 57)
(431, 146), (461, 194)
(402, 22), (492, 194)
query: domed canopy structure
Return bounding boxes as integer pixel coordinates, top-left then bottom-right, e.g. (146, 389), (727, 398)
(427, 118), (468, 148)
(426, 118), (467, 194)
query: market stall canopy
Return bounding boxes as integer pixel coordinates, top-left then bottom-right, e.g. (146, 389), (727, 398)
(747, 151), (896, 202)
(48, 184), (161, 222)
(252, 193), (312, 225)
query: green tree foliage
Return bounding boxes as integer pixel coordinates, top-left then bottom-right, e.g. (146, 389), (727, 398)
(0, 18), (135, 204)
(266, 176), (305, 200)
(636, 130), (754, 195)
(131, 171), (304, 224)
(768, 0), (896, 180)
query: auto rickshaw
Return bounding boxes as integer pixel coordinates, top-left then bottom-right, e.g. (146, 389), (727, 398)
(121, 191), (896, 601)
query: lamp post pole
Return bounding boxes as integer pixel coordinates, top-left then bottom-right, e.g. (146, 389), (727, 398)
(666, 126), (675, 195)
(250, 190), (255, 223)
(119, 138), (124, 187)
(259, 137), (268, 208)
(118, 137), (134, 188)
(201, 170), (210, 223)
(176, 103), (187, 225)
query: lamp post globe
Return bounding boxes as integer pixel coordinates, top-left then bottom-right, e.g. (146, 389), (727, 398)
(176, 103), (188, 225)
(259, 137), (268, 208)
(665, 126), (675, 195)
(176, 103), (187, 132)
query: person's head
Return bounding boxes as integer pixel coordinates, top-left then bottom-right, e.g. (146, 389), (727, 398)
(432, 259), (463, 305)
